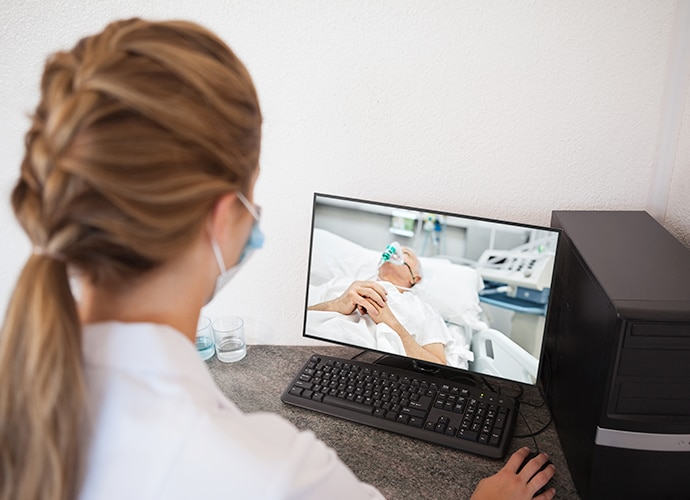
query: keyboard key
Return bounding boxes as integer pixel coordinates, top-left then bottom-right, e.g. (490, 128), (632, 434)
(385, 412), (398, 421)
(408, 417), (424, 428)
(409, 395), (432, 411)
(323, 395), (374, 415)
(489, 432), (501, 447)
(495, 415), (505, 429)
(457, 429), (479, 442)
(400, 407), (426, 419)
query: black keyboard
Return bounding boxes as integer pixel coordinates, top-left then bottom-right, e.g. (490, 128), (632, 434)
(281, 354), (518, 459)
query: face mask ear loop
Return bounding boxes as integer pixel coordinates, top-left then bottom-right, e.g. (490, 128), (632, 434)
(211, 238), (227, 274)
(237, 192), (260, 220)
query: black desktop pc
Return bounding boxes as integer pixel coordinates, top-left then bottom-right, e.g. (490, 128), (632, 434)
(544, 211), (690, 498)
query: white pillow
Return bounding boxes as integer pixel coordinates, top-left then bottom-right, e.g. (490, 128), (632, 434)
(415, 257), (488, 331)
(310, 228), (378, 285)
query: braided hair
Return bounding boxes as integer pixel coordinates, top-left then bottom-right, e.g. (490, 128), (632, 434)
(0, 18), (261, 500)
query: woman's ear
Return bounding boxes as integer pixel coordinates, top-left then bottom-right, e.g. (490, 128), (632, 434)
(207, 193), (237, 245)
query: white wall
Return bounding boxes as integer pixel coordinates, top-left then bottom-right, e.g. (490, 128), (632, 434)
(1, 1), (688, 344)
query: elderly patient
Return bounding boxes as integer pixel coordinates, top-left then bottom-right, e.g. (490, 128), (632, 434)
(308, 245), (462, 366)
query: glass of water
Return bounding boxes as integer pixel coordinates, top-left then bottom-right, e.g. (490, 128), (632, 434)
(212, 316), (246, 363)
(196, 316), (215, 361)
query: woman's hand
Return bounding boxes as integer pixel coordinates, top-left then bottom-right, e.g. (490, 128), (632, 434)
(470, 447), (555, 500)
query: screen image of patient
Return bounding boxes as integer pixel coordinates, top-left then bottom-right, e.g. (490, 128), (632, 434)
(303, 196), (559, 384)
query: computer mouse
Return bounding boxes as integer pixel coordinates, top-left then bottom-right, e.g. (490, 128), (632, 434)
(516, 450), (553, 498)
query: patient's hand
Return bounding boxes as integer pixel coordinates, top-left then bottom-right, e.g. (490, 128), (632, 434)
(363, 301), (447, 365)
(470, 447), (555, 500)
(361, 299), (398, 328)
(309, 281), (387, 317)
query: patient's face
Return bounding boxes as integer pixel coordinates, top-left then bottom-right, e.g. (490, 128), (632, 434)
(378, 247), (421, 289)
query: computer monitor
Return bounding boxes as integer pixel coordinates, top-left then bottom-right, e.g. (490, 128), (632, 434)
(303, 193), (561, 387)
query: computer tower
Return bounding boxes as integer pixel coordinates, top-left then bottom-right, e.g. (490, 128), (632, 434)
(543, 211), (690, 499)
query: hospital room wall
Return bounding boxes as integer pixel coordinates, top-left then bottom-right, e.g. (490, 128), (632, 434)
(312, 203), (531, 265)
(313, 204), (473, 262)
(0, 2), (688, 345)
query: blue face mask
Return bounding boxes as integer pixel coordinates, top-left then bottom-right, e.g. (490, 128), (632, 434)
(207, 193), (264, 304)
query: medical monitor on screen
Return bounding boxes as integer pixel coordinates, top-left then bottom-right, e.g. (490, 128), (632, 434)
(303, 193), (561, 386)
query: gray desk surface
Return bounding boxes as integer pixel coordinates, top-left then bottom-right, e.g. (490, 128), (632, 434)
(208, 345), (580, 499)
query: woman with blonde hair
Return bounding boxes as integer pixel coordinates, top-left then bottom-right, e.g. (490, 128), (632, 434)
(0, 18), (554, 500)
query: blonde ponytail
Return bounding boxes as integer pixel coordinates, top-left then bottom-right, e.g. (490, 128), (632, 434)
(0, 255), (84, 500)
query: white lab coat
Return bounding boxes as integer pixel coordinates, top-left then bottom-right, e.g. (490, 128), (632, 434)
(79, 322), (383, 499)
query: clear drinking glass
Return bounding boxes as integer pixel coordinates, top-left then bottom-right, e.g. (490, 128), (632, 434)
(212, 316), (246, 363)
(195, 315), (215, 361)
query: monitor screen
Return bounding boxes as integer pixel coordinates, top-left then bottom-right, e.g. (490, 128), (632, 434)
(303, 193), (560, 386)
